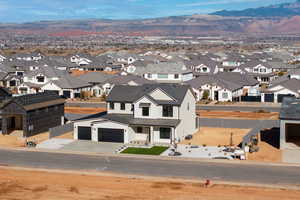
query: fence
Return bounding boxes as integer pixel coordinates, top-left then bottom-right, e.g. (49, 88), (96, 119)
(49, 122), (74, 138)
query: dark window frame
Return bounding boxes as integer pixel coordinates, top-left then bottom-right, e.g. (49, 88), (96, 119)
(120, 103), (126, 110)
(142, 107), (149, 116)
(160, 128), (171, 139)
(109, 102), (114, 110)
(163, 105), (173, 117)
(137, 127), (143, 133)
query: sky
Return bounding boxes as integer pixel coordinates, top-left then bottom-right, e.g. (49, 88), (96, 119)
(0, 0), (296, 23)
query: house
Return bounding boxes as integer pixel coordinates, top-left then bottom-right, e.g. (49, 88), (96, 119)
(73, 84), (198, 145)
(0, 92), (65, 137)
(242, 61), (275, 84)
(135, 62), (193, 83)
(280, 97), (300, 149)
(41, 74), (91, 99)
(91, 74), (155, 97)
(186, 72), (259, 102)
(18, 66), (67, 94)
(0, 87), (11, 102)
(262, 79), (300, 103)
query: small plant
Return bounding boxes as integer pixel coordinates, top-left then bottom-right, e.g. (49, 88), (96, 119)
(69, 186), (79, 194)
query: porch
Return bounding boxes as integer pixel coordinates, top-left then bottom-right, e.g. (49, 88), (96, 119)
(130, 125), (176, 145)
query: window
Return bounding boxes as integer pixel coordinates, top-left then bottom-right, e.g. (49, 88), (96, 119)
(131, 104), (134, 111)
(142, 107), (149, 116)
(187, 103), (190, 111)
(163, 105), (173, 117)
(174, 74), (179, 79)
(202, 67), (208, 72)
(16, 71), (23, 76)
(109, 102), (114, 110)
(37, 76), (45, 83)
(222, 92), (228, 99)
(120, 103), (125, 110)
(160, 128), (171, 139)
(158, 74), (168, 79)
(137, 127), (143, 133)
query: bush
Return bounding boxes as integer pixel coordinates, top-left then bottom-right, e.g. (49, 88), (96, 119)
(202, 90), (210, 100)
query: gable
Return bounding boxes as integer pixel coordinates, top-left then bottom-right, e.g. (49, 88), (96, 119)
(41, 82), (62, 91)
(1, 101), (26, 114)
(149, 88), (174, 101)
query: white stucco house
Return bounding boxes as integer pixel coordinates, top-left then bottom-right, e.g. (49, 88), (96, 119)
(135, 62), (194, 83)
(73, 84), (199, 145)
(186, 72), (259, 102)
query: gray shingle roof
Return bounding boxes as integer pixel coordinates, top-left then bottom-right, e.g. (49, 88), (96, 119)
(134, 62), (192, 75)
(106, 83), (191, 106)
(52, 74), (91, 89)
(280, 97), (300, 120)
(101, 114), (180, 127)
(78, 72), (115, 84)
(269, 79), (300, 94)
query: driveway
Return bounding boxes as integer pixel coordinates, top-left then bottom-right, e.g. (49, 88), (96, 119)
(37, 139), (124, 154)
(61, 140), (124, 154)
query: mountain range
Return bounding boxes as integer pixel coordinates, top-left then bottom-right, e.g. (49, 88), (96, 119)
(1, 1), (300, 37)
(211, 0), (300, 17)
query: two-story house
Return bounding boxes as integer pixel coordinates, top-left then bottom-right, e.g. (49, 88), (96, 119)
(73, 84), (198, 145)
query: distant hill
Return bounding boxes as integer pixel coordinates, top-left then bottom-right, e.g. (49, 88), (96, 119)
(211, 0), (300, 17)
(1, 2), (300, 37)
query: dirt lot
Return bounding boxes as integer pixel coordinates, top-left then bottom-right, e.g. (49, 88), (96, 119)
(0, 168), (299, 200)
(198, 110), (279, 120)
(0, 132), (50, 148)
(247, 141), (282, 163)
(181, 127), (250, 146)
(65, 107), (106, 114)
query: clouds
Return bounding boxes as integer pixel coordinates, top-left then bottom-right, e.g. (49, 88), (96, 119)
(0, 0), (296, 22)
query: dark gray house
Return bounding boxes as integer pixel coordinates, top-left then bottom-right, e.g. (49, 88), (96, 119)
(0, 92), (65, 137)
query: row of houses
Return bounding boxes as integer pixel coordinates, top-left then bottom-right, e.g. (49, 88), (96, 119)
(0, 49), (299, 103)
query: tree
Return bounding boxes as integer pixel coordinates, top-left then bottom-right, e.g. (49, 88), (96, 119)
(202, 90), (210, 100)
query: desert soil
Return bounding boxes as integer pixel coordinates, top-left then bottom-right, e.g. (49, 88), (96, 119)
(180, 127), (250, 146)
(198, 110), (279, 120)
(0, 168), (299, 200)
(65, 107), (106, 114)
(247, 141), (282, 163)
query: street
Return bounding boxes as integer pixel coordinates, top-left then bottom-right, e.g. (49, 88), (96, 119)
(0, 149), (299, 186)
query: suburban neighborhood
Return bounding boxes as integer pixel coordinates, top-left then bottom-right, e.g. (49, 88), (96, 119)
(1, 1), (300, 199)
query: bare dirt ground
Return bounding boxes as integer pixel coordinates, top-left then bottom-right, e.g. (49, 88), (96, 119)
(0, 132), (50, 148)
(0, 168), (299, 200)
(198, 110), (279, 120)
(247, 142), (282, 163)
(180, 127), (250, 146)
(65, 107), (106, 114)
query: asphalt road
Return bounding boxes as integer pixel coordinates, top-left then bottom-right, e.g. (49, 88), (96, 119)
(0, 149), (299, 186)
(66, 102), (281, 112)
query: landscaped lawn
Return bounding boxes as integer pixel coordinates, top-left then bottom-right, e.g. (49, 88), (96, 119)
(121, 146), (168, 155)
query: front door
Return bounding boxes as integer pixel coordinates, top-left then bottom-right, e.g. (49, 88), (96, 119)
(214, 91), (219, 101)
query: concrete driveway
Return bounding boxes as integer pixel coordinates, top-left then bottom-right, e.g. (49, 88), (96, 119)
(60, 140), (124, 154)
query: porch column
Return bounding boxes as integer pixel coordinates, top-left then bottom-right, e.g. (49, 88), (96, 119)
(171, 127), (175, 145)
(150, 126), (154, 144)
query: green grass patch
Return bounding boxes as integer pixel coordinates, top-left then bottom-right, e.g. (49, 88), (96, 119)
(121, 146), (168, 155)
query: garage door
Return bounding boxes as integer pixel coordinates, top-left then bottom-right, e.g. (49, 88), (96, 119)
(278, 94), (295, 103)
(77, 126), (91, 140)
(44, 90), (59, 95)
(264, 93), (274, 103)
(98, 128), (124, 143)
(63, 91), (71, 98)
